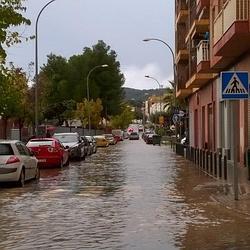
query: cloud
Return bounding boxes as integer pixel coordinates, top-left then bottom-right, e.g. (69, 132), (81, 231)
(122, 63), (173, 90)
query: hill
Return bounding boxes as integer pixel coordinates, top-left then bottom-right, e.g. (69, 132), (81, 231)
(123, 87), (166, 103)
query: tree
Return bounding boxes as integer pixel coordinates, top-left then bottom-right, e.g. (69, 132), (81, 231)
(75, 98), (103, 129)
(43, 100), (76, 126)
(0, 0), (31, 65)
(90, 98), (103, 129)
(110, 105), (134, 130)
(75, 100), (88, 129)
(163, 85), (186, 116)
(39, 40), (125, 123)
(0, 66), (30, 138)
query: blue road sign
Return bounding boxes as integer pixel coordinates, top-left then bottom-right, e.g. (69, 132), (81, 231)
(221, 71), (249, 100)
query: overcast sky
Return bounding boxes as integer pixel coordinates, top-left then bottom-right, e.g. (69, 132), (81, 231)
(7, 0), (175, 90)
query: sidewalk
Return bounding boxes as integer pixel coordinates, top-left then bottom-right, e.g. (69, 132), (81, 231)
(210, 164), (250, 217)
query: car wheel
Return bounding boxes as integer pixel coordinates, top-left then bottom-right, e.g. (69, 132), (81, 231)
(60, 158), (63, 168)
(65, 157), (70, 166)
(35, 167), (40, 181)
(17, 168), (25, 187)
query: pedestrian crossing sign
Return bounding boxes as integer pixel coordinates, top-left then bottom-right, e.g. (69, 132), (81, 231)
(221, 71), (249, 100)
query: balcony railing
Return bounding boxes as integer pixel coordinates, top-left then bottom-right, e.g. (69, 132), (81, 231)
(176, 0), (188, 13)
(213, 0), (250, 44)
(197, 40), (209, 64)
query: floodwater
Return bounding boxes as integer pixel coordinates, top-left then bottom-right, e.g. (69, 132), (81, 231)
(0, 139), (250, 249)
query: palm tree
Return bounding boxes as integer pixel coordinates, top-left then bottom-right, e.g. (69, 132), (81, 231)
(163, 80), (186, 115)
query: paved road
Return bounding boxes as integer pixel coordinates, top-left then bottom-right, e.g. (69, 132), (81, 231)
(0, 139), (250, 249)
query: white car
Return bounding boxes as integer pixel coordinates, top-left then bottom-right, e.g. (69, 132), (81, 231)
(0, 140), (39, 187)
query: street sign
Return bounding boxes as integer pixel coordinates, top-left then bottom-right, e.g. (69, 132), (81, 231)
(172, 114), (179, 124)
(178, 110), (185, 117)
(221, 71), (249, 100)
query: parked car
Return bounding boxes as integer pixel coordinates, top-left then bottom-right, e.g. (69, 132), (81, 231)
(0, 140), (39, 187)
(145, 133), (155, 144)
(123, 131), (129, 139)
(112, 129), (123, 142)
(81, 136), (92, 156)
(53, 132), (85, 160)
(85, 136), (97, 154)
(104, 134), (117, 145)
(26, 138), (69, 168)
(129, 132), (140, 140)
(93, 135), (109, 147)
(142, 131), (152, 141)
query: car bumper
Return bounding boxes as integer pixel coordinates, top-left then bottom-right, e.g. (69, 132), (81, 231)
(0, 167), (19, 182)
(37, 156), (61, 168)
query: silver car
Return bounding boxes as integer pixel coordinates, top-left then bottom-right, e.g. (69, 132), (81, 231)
(0, 140), (39, 187)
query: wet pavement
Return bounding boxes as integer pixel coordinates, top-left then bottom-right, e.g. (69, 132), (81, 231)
(0, 139), (250, 249)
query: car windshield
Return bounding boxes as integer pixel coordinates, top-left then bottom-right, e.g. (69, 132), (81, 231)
(28, 140), (54, 147)
(105, 135), (113, 138)
(54, 135), (78, 143)
(112, 130), (122, 136)
(0, 144), (14, 155)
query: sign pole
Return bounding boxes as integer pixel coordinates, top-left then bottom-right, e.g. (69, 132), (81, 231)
(232, 100), (239, 200)
(221, 71), (249, 201)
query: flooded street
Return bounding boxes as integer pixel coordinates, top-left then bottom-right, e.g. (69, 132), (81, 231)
(0, 139), (250, 249)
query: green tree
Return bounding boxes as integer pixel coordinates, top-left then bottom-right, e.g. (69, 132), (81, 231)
(75, 100), (88, 129)
(110, 105), (134, 130)
(163, 85), (186, 116)
(0, 0), (31, 65)
(75, 98), (103, 129)
(39, 40), (124, 123)
(90, 98), (103, 129)
(0, 66), (30, 138)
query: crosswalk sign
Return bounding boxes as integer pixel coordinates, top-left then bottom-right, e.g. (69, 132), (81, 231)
(221, 71), (249, 100)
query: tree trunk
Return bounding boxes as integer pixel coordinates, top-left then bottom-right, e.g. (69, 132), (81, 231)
(18, 118), (24, 141)
(2, 117), (8, 139)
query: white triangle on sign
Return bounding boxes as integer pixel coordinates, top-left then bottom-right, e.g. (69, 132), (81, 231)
(223, 73), (248, 95)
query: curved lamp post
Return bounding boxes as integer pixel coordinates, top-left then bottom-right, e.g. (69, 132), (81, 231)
(143, 38), (176, 89)
(143, 38), (179, 145)
(145, 75), (163, 112)
(86, 64), (108, 135)
(35, 0), (56, 136)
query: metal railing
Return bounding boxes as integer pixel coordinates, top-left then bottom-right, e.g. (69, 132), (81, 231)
(197, 40), (210, 64)
(213, 0), (250, 44)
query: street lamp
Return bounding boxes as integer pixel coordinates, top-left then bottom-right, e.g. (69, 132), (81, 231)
(35, 0), (56, 136)
(144, 75), (162, 112)
(86, 64), (108, 135)
(143, 38), (176, 89)
(143, 38), (179, 146)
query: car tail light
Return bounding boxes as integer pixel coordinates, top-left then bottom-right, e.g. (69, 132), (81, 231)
(6, 156), (20, 164)
(48, 147), (58, 153)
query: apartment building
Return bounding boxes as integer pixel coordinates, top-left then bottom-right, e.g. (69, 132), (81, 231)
(175, 0), (250, 178)
(145, 96), (165, 116)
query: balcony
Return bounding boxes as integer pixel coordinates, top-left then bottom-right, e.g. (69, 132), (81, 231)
(197, 0), (210, 18)
(176, 88), (193, 99)
(185, 19), (210, 42)
(176, 49), (189, 64)
(185, 73), (217, 89)
(196, 40), (211, 73)
(213, 0), (250, 57)
(176, 0), (188, 24)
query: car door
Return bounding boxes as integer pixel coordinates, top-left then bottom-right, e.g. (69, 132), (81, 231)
(58, 141), (68, 165)
(16, 143), (36, 180)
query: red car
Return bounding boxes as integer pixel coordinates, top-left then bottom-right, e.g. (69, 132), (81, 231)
(26, 138), (69, 168)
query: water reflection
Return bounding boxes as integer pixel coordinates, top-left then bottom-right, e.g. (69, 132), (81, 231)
(0, 140), (250, 249)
